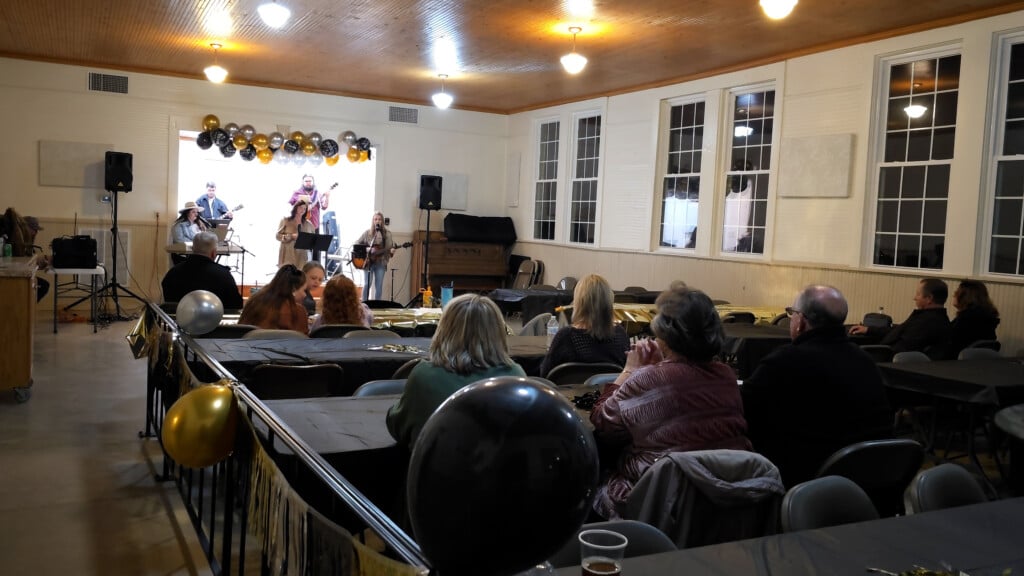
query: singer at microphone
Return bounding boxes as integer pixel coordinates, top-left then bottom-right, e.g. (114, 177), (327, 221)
(357, 212), (395, 301)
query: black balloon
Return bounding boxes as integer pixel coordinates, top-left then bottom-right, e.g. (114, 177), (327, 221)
(196, 131), (213, 150)
(283, 139), (300, 154)
(407, 377), (598, 576)
(211, 128), (230, 148)
(219, 143), (236, 158)
(356, 137), (371, 151)
(319, 138), (340, 158)
(239, 144), (257, 161)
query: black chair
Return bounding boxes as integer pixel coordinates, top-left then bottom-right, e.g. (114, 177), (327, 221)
(906, 463), (987, 513)
(512, 260), (537, 289)
(770, 313), (790, 328)
(309, 324), (366, 338)
(721, 311), (756, 324)
(966, 339), (1001, 351)
(364, 299), (404, 309)
(614, 293), (638, 303)
(815, 438), (924, 517)
(194, 323), (258, 339)
(863, 312), (893, 329)
(781, 476), (879, 532)
(343, 329), (401, 339)
(557, 276), (577, 291)
(582, 373), (619, 388)
(860, 344), (895, 363)
(530, 284), (557, 291)
(352, 379), (407, 397)
(546, 520), (676, 568)
(546, 362), (624, 386)
(392, 358), (422, 379)
(623, 286), (648, 293)
(519, 312), (553, 336)
(247, 363), (350, 399)
(892, 351), (930, 363)
(958, 347), (1001, 360)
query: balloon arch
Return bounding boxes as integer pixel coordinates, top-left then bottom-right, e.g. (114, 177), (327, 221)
(196, 114), (373, 167)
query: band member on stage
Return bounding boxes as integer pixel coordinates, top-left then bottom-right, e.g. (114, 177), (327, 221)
(288, 174), (329, 231)
(356, 211), (395, 300)
(171, 201), (207, 265)
(276, 195), (314, 268)
(196, 181), (233, 219)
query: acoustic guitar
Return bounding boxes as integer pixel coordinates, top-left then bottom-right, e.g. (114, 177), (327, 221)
(352, 241), (412, 269)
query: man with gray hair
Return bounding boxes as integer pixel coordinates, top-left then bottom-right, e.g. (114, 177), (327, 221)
(741, 285), (893, 487)
(161, 231), (242, 309)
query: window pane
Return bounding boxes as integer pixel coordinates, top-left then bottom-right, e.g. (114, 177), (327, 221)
(932, 127), (955, 160)
(934, 92), (958, 126)
(902, 166), (926, 198)
(885, 132), (908, 162)
(922, 200), (947, 235)
(880, 167), (902, 198)
(909, 95), (936, 129)
(874, 233), (897, 265)
(993, 198), (1023, 236)
(937, 55), (961, 90)
(925, 164), (950, 198)
(888, 97), (911, 131)
(907, 130), (932, 161)
(990, 237), (1020, 274)
(1011, 43), (1024, 82)
(920, 235), (944, 268)
(877, 200), (899, 232)
(693, 151), (702, 172)
(890, 63), (912, 97)
(1004, 119), (1024, 155)
(995, 160), (1024, 197)
(896, 234), (921, 267)
(898, 200), (923, 232)
(912, 59), (937, 92)
(670, 105), (682, 127)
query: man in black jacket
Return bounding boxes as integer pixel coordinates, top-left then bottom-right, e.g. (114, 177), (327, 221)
(161, 231), (243, 309)
(742, 285), (893, 487)
(849, 277), (950, 357)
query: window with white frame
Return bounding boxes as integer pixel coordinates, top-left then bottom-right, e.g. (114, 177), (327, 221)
(533, 120), (560, 240)
(569, 114), (601, 244)
(872, 52), (960, 269)
(988, 38), (1024, 275)
(660, 99), (705, 248)
(722, 89), (774, 254)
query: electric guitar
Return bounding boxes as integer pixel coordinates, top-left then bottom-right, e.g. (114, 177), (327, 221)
(353, 242), (412, 270)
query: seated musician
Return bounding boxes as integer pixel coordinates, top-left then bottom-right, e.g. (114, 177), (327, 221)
(161, 231), (242, 309)
(238, 265), (309, 334)
(386, 294), (525, 448)
(539, 274), (629, 377)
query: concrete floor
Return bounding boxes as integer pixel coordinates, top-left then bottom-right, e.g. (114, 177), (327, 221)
(0, 318), (210, 575)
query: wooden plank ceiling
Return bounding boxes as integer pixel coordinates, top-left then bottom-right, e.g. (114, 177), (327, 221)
(1, 0), (1023, 114)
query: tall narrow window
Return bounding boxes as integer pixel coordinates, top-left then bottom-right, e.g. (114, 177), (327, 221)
(873, 53), (959, 269)
(533, 121), (560, 240)
(570, 114), (601, 244)
(989, 40), (1024, 275)
(660, 100), (704, 248)
(722, 89), (774, 254)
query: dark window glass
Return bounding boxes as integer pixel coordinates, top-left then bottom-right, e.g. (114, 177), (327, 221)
(925, 164), (950, 198)
(877, 200), (899, 232)
(902, 166), (926, 198)
(898, 200), (923, 233)
(1011, 44), (1024, 82)
(912, 59), (937, 92)
(932, 127), (955, 160)
(922, 200), (947, 235)
(920, 235), (944, 268)
(937, 55), (961, 91)
(888, 97), (911, 131)
(890, 63), (912, 97)
(880, 167), (902, 199)
(995, 161), (1024, 197)
(907, 130), (932, 161)
(885, 132), (908, 162)
(934, 92), (958, 127)
(990, 237), (1020, 274)
(993, 198), (1023, 236)
(874, 234), (897, 265)
(1004, 119), (1024, 155)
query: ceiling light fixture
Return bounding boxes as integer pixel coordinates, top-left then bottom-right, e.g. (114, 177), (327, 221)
(204, 43), (228, 83)
(432, 74), (453, 109)
(760, 0), (798, 20)
(561, 26), (588, 75)
(257, 1), (291, 28)
(904, 104), (928, 119)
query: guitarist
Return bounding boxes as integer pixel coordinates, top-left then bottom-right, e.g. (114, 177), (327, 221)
(356, 211), (395, 300)
(196, 181), (234, 219)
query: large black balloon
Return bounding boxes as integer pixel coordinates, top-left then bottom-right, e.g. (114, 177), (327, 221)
(283, 139), (300, 154)
(219, 143), (236, 158)
(408, 377), (598, 576)
(318, 138), (340, 158)
(239, 144), (257, 161)
(211, 128), (230, 148)
(356, 137), (371, 151)
(196, 131), (213, 150)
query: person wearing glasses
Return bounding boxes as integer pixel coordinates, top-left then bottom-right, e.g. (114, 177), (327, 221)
(742, 285), (892, 487)
(196, 181), (233, 219)
(238, 264), (309, 334)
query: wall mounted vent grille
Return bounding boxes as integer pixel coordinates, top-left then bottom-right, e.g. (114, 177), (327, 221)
(388, 106), (418, 124)
(88, 73), (128, 94)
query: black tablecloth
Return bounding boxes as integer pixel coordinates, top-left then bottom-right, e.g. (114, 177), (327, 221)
(192, 335), (548, 386)
(722, 324), (792, 379)
(488, 289), (662, 323)
(879, 358), (1024, 406)
(555, 498), (1024, 575)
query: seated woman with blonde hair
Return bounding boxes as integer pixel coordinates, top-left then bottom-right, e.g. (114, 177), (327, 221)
(386, 294), (525, 448)
(539, 273), (630, 376)
(238, 264), (309, 334)
(310, 275), (373, 331)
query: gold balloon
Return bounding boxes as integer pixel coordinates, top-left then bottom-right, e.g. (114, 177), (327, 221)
(232, 133), (249, 150)
(290, 131), (306, 145)
(347, 146), (361, 163)
(162, 384), (238, 469)
(251, 133), (269, 150)
(301, 140), (317, 156)
(202, 114), (221, 131)
(325, 154), (340, 166)
(257, 148), (274, 164)
(359, 149), (369, 162)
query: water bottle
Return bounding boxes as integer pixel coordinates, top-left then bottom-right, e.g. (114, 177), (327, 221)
(546, 314), (559, 347)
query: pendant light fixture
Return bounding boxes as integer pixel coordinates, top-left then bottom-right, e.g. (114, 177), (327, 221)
(432, 74), (454, 109)
(257, 1), (291, 28)
(560, 26), (588, 75)
(204, 43), (228, 83)
(759, 0), (798, 20)
(904, 104), (928, 118)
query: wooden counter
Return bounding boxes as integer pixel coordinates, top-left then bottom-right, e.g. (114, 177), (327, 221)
(0, 256), (38, 402)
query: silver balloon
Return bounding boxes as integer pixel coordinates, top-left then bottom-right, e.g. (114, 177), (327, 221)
(308, 151), (323, 166)
(240, 124), (256, 140)
(340, 130), (357, 146)
(291, 152), (307, 165)
(307, 131), (322, 146)
(224, 122), (240, 136)
(273, 148), (291, 164)
(268, 131), (284, 150)
(175, 290), (224, 335)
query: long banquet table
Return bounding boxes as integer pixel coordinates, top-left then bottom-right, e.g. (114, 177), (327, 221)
(878, 357), (1024, 407)
(555, 498), (1024, 575)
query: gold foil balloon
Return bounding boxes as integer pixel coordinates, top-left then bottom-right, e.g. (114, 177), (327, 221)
(162, 384), (238, 469)
(347, 146), (361, 163)
(232, 133), (249, 150)
(325, 154), (340, 166)
(359, 149), (369, 162)
(257, 148), (274, 164)
(251, 133), (269, 150)
(202, 114), (221, 131)
(301, 140), (317, 156)
(290, 131), (306, 145)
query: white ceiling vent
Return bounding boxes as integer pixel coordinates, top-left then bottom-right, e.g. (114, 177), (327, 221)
(388, 106), (418, 124)
(88, 72), (128, 94)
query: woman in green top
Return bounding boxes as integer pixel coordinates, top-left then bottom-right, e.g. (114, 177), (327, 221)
(386, 293), (525, 448)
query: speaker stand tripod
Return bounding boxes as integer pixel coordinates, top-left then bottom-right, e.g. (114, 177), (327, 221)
(405, 207), (434, 308)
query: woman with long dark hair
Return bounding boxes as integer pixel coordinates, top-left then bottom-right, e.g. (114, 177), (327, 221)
(946, 279), (1000, 358)
(238, 264), (309, 334)
(276, 196), (314, 268)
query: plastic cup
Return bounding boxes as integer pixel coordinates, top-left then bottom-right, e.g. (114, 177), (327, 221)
(579, 529), (627, 576)
(440, 283), (454, 307)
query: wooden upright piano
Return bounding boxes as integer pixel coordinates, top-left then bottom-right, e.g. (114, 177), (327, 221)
(409, 230), (510, 299)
